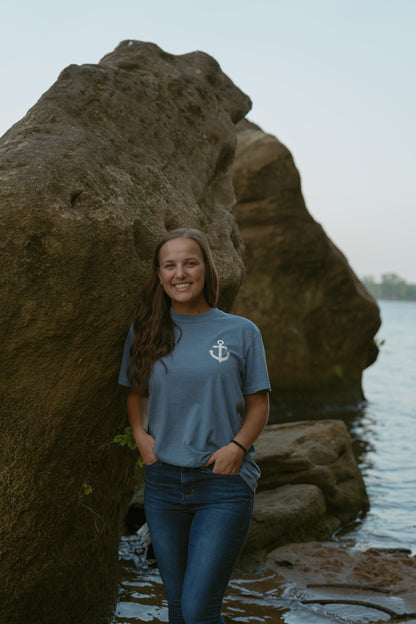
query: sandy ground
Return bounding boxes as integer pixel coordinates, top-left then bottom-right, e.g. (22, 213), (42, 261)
(266, 542), (416, 623)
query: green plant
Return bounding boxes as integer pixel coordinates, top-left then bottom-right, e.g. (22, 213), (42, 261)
(113, 426), (143, 466)
(81, 483), (104, 532)
(82, 482), (93, 496)
(334, 365), (344, 380)
(113, 425), (136, 450)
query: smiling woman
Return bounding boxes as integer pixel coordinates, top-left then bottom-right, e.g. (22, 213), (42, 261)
(118, 227), (271, 624)
(157, 238), (209, 315)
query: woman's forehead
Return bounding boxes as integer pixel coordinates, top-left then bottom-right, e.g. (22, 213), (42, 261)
(159, 237), (203, 261)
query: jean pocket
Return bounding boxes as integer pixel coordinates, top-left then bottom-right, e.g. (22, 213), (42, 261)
(200, 464), (214, 474)
(144, 459), (162, 467)
(213, 471), (241, 477)
(201, 464), (241, 476)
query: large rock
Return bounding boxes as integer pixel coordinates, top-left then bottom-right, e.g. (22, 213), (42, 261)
(0, 41), (250, 624)
(244, 484), (339, 556)
(243, 420), (368, 554)
(231, 119), (381, 414)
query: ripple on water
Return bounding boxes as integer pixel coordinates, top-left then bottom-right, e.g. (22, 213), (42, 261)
(113, 536), (400, 624)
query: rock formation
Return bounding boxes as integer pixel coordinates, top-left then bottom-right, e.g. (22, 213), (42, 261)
(231, 119), (381, 415)
(244, 420), (368, 555)
(0, 41), (250, 624)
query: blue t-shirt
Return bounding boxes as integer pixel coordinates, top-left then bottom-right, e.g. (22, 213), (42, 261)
(118, 307), (271, 491)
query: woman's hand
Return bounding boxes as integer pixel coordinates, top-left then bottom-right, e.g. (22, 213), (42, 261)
(205, 443), (245, 474)
(135, 429), (158, 466)
(205, 391), (270, 475)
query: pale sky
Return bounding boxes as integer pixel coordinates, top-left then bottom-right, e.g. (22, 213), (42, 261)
(1, 0), (415, 282)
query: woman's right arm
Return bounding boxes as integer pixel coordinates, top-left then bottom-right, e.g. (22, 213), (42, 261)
(127, 391), (158, 465)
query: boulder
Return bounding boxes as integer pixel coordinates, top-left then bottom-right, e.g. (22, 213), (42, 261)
(256, 420), (368, 518)
(244, 484), (340, 555)
(0, 41), (250, 624)
(231, 119), (381, 415)
(243, 420), (368, 554)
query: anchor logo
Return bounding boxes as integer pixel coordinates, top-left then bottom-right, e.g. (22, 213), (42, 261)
(209, 339), (230, 363)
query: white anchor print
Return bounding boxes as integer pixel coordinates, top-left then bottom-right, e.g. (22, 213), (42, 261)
(209, 339), (230, 363)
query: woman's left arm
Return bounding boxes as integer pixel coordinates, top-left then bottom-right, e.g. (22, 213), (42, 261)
(205, 390), (269, 474)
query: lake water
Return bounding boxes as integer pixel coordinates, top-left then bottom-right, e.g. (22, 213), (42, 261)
(112, 300), (416, 623)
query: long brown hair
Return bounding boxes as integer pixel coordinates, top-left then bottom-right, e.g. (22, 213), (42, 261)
(128, 228), (219, 390)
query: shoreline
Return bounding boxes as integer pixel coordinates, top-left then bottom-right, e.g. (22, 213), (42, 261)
(266, 541), (416, 622)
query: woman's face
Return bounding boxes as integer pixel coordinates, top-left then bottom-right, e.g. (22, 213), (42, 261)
(157, 237), (210, 314)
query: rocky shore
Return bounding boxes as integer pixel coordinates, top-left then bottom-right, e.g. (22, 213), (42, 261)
(267, 542), (416, 622)
(1, 39), (381, 624)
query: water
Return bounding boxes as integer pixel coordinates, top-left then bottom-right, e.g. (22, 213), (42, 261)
(341, 300), (416, 554)
(112, 300), (416, 623)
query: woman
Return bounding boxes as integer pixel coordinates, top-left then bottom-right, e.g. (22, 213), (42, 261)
(118, 228), (270, 624)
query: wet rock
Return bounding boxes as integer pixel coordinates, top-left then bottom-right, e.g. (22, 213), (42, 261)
(0, 40), (250, 624)
(231, 119), (381, 415)
(266, 542), (416, 619)
(244, 484), (340, 555)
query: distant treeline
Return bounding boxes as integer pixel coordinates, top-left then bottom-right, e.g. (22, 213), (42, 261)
(362, 273), (416, 301)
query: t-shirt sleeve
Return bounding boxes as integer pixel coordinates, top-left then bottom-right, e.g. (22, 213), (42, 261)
(118, 323), (135, 387)
(243, 328), (271, 395)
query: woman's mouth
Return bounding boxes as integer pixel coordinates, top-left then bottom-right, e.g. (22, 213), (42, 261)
(173, 283), (191, 291)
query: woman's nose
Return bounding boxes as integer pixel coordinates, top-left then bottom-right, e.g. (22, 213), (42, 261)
(175, 264), (187, 278)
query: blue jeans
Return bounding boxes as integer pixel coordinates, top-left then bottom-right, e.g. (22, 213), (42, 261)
(144, 461), (254, 624)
